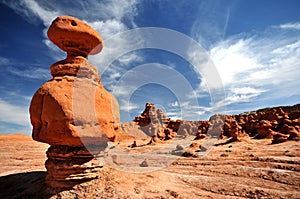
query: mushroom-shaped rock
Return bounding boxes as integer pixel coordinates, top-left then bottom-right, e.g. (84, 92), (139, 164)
(47, 16), (103, 57)
(29, 16), (125, 188)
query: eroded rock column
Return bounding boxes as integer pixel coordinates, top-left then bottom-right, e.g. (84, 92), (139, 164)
(29, 16), (122, 188)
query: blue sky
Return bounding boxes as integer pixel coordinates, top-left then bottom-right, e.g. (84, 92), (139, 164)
(0, 0), (299, 135)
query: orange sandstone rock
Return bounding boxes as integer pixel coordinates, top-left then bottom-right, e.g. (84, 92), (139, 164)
(50, 56), (100, 81)
(30, 16), (122, 146)
(30, 74), (120, 146)
(29, 16), (122, 188)
(47, 16), (103, 57)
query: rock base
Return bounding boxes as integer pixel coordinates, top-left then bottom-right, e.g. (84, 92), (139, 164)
(45, 145), (103, 188)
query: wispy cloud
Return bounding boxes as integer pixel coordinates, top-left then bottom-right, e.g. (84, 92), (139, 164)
(3, 0), (143, 99)
(119, 101), (139, 112)
(2, 0), (138, 26)
(189, 22), (300, 113)
(0, 56), (51, 81)
(21, 0), (58, 26)
(88, 19), (127, 40)
(209, 38), (263, 87)
(190, 1), (233, 48)
(165, 100), (212, 121)
(4, 0), (143, 88)
(9, 67), (51, 80)
(0, 56), (10, 66)
(2, 0), (58, 26)
(0, 98), (30, 126)
(279, 22), (300, 30)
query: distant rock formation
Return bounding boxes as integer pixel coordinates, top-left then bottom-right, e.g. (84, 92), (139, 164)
(134, 103), (175, 141)
(130, 103), (209, 143)
(222, 106), (300, 143)
(128, 103), (300, 145)
(29, 16), (124, 188)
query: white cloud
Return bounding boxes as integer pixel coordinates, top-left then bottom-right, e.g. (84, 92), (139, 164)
(89, 29), (144, 78)
(2, 0), (58, 26)
(208, 87), (266, 109)
(88, 19), (127, 40)
(170, 101), (207, 120)
(9, 67), (51, 80)
(231, 87), (265, 96)
(190, 1), (232, 48)
(0, 57), (10, 65)
(22, 0), (59, 26)
(0, 99), (30, 126)
(169, 116), (182, 121)
(209, 38), (263, 87)
(214, 92), (261, 109)
(188, 20), (300, 114)
(102, 0), (138, 22)
(169, 101), (179, 107)
(120, 102), (139, 112)
(4, 0), (143, 95)
(2, 0), (138, 26)
(279, 22), (300, 30)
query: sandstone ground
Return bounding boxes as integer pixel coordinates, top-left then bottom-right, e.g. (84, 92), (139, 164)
(0, 134), (299, 199)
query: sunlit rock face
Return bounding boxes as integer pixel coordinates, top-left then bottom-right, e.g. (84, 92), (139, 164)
(29, 16), (123, 188)
(220, 106), (300, 143)
(132, 103), (300, 144)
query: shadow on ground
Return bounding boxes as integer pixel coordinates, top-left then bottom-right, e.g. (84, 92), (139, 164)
(0, 171), (63, 199)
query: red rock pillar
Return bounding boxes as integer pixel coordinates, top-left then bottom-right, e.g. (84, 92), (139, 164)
(29, 16), (122, 188)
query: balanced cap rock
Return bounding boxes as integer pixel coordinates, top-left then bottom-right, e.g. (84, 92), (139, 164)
(29, 16), (123, 188)
(47, 16), (103, 57)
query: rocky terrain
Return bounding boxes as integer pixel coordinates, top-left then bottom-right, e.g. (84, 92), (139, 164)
(0, 132), (299, 198)
(0, 102), (300, 198)
(0, 103), (300, 198)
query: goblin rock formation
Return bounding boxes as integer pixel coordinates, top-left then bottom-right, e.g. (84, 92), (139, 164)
(128, 103), (300, 146)
(222, 106), (300, 143)
(131, 103), (209, 142)
(29, 16), (123, 188)
(134, 103), (175, 141)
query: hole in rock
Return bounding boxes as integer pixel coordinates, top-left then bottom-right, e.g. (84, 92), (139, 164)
(71, 20), (77, 26)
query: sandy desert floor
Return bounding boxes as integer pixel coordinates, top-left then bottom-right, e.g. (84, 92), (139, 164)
(0, 134), (299, 199)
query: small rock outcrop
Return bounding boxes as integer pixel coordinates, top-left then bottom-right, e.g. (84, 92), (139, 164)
(29, 16), (123, 188)
(134, 103), (174, 141)
(132, 103), (209, 142)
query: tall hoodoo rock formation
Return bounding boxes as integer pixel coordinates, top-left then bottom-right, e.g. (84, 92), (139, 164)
(29, 16), (122, 188)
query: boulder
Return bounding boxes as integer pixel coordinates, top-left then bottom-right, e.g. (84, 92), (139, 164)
(288, 126), (300, 140)
(47, 16), (103, 57)
(272, 133), (289, 144)
(254, 120), (274, 139)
